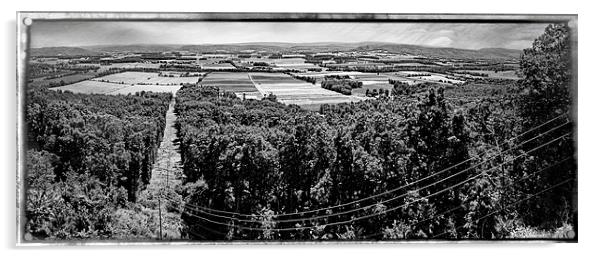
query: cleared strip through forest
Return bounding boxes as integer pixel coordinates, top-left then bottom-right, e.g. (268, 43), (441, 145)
(149, 97), (182, 188)
(145, 97), (185, 239)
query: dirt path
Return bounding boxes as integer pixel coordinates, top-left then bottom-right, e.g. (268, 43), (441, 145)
(143, 97), (185, 239)
(149, 97), (182, 190)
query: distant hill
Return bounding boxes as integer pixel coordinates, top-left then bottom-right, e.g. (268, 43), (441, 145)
(85, 44), (181, 53)
(179, 44), (286, 53)
(33, 43), (524, 60)
(179, 43), (523, 60)
(29, 47), (101, 57)
(356, 44), (522, 60)
(477, 48), (523, 59)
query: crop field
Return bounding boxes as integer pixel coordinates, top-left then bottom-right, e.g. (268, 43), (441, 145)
(106, 62), (161, 70)
(91, 71), (200, 85)
(49, 80), (130, 94)
(249, 72), (300, 84)
(108, 85), (181, 95)
(201, 72), (260, 94)
(201, 63), (236, 70)
(78, 62), (161, 72)
(29, 71), (99, 88)
(248, 72), (363, 107)
(264, 58), (321, 70)
(392, 71), (465, 85)
(49, 80), (182, 95)
(293, 71), (365, 78)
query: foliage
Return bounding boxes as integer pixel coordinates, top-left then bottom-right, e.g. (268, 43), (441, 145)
(321, 76), (363, 95)
(24, 89), (171, 239)
(514, 23), (576, 229)
(174, 84), (543, 240)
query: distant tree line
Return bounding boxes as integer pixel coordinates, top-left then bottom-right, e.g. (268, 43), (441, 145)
(320, 75), (363, 95)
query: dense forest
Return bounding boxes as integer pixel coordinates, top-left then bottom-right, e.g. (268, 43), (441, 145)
(24, 89), (172, 239)
(173, 24), (575, 240)
(22, 23), (575, 241)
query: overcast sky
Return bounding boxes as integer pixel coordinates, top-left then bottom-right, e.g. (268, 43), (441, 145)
(30, 21), (549, 50)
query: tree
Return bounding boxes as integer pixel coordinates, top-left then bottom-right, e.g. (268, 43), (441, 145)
(515, 23), (576, 229)
(518, 23), (573, 126)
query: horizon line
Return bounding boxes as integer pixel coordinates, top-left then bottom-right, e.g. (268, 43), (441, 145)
(31, 41), (526, 51)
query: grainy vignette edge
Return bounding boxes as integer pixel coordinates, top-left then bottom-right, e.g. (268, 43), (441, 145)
(16, 11), (28, 247)
(15, 11), (578, 246)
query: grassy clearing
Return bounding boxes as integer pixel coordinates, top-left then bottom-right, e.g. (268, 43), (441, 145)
(50, 80), (182, 95)
(92, 71), (200, 85)
(49, 80), (130, 94)
(109, 85), (182, 95)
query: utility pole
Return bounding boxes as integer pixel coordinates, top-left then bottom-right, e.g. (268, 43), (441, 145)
(158, 193), (163, 240)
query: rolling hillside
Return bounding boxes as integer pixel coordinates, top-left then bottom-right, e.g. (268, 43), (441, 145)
(30, 42), (523, 60)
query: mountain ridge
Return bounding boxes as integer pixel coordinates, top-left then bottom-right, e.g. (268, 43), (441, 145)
(30, 42), (523, 60)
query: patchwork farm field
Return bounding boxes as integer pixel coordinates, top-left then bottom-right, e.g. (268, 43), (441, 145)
(201, 62), (236, 70)
(49, 80), (130, 94)
(28, 71), (99, 88)
(249, 72), (300, 84)
(264, 58), (321, 70)
(77, 62), (161, 73)
(248, 72), (363, 107)
(108, 85), (181, 95)
(105, 62), (161, 70)
(292, 71), (421, 97)
(91, 71), (200, 85)
(49, 80), (182, 95)
(389, 71), (465, 85)
(201, 72), (260, 95)
(293, 71), (365, 78)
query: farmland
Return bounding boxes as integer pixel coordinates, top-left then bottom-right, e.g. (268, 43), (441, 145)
(48, 71), (194, 95)
(249, 72), (363, 108)
(28, 71), (99, 88)
(24, 22), (576, 242)
(49, 80), (181, 95)
(201, 72), (262, 99)
(91, 71), (201, 85)
(49, 80), (131, 94)
(239, 57), (322, 71)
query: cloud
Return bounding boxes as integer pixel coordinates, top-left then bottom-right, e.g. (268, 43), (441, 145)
(425, 36), (453, 47)
(505, 39), (535, 50)
(30, 21), (549, 50)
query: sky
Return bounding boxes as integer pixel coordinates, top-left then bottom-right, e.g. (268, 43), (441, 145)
(30, 21), (550, 50)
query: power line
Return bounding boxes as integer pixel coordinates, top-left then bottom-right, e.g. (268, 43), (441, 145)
(432, 177), (575, 239)
(182, 132), (572, 232)
(197, 113), (568, 217)
(185, 114), (569, 218)
(185, 131), (570, 224)
(184, 156), (573, 239)
(359, 156), (573, 240)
